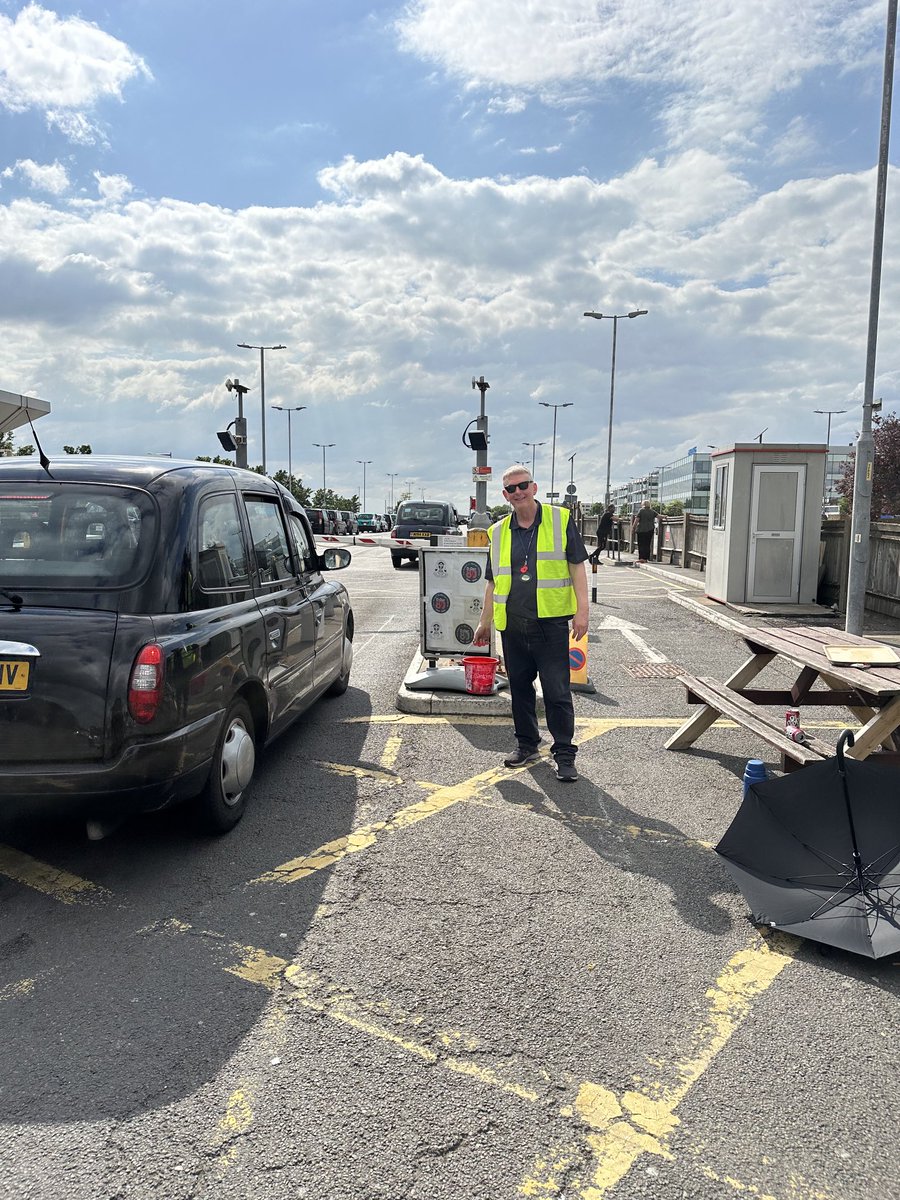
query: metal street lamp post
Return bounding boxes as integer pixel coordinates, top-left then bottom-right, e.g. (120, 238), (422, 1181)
(271, 405), (306, 485)
(583, 309), (648, 505)
(538, 402), (573, 502)
(386, 473), (398, 510)
(237, 342), (286, 474)
(357, 459), (372, 511)
(814, 407), (848, 506)
(522, 440), (546, 477)
(312, 442), (335, 498)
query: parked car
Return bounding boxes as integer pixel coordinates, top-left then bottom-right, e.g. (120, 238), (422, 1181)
(339, 510), (358, 535)
(305, 507), (332, 535)
(356, 513), (381, 533)
(390, 500), (461, 568)
(383, 514), (394, 532)
(326, 508), (344, 535)
(0, 457), (354, 834)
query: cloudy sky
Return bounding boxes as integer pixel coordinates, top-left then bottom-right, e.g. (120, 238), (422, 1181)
(0, 0), (897, 511)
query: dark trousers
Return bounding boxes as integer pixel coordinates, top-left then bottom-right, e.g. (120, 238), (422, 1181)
(637, 530), (653, 561)
(500, 615), (576, 761)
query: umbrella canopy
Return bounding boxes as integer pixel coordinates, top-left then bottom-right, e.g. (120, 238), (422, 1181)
(717, 732), (900, 959)
(0, 389), (51, 434)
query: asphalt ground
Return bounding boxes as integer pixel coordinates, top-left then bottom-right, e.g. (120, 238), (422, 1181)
(0, 547), (898, 1200)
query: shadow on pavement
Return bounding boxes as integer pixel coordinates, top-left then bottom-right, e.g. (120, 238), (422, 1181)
(494, 773), (737, 936)
(0, 690), (372, 1123)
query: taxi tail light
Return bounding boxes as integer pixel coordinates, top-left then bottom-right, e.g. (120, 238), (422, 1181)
(128, 643), (164, 723)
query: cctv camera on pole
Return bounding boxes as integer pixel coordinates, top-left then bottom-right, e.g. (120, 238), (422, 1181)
(225, 378), (250, 469)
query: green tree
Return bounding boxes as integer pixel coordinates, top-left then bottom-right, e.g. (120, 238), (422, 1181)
(310, 488), (359, 510)
(836, 410), (900, 518)
(63, 444), (92, 454)
(1, 432), (35, 456)
(271, 469), (311, 504)
(196, 454), (236, 466)
(660, 500), (684, 516)
(490, 503), (511, 520)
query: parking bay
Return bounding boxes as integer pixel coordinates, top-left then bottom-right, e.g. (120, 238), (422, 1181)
(0, 548), (896, 1200)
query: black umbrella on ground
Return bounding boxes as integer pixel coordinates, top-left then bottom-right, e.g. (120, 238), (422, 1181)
(716, 731), (900, 959)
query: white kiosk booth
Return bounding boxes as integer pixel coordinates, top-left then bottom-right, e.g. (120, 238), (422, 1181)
(705, 444), (826, 606)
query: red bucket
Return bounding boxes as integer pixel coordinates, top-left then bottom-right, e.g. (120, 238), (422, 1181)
(462, 655), (499, 695)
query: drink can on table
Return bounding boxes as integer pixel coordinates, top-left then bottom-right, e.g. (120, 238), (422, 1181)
(785, 708), (801, 734)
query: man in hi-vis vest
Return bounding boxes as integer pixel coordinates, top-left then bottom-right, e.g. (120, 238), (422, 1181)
(473, 463), (589, 781)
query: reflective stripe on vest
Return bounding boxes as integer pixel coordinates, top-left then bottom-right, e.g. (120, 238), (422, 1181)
(488, 505), (575, 631)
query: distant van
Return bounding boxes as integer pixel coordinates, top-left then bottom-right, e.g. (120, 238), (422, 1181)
(391, 500), (460, 568)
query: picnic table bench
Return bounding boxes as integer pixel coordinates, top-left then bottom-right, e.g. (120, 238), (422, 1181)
(666, 622), (900, 771)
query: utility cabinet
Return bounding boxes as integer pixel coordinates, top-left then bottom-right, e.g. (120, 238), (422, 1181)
(705, 444), (826, 605)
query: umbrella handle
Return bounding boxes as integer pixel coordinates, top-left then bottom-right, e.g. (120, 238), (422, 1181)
(836, 728), (855, 772)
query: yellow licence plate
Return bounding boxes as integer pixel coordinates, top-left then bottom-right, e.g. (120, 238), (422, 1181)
(0, 660), (30, 691)
(411, 531), (432, 538)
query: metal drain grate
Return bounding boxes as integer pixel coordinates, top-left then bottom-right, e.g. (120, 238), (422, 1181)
(623, 662), (684, 679)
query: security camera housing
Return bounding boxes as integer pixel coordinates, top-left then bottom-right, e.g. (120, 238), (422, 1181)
(217, 431), (237, 452)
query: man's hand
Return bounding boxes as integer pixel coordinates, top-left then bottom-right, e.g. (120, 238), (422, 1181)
(571, 607), (589, 641)
(473, 621), (492, 646)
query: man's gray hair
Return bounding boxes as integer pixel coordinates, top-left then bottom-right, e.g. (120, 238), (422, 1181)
(501, 463), (533, 485)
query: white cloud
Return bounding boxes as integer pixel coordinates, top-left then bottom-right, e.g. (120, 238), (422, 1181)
(94, 172), (133, 204)
(396, 0), (882, 152)
(1, 157), (70, 195)
(0, 149), (897, 507)
(0, 3), (151, 144)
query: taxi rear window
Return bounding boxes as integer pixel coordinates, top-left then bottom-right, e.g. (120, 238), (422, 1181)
(0, 484), (156, 588)
(396, 504), (449, 525)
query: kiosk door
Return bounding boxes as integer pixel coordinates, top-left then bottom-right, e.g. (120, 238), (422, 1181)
(747, 464), (805, 602)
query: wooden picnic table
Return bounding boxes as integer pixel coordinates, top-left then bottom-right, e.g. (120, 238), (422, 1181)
(666, 623), (900, 768)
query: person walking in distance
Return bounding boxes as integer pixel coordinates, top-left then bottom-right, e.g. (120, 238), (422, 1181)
(473, 464), (589, 782)
(591, 503), (616, 563)
(632, 500), (659, 564)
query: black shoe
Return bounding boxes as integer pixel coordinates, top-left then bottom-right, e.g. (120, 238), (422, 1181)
(504, 746), (541, 767)
(554, 758), (578, 782)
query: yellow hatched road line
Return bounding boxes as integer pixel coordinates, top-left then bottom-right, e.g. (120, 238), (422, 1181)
(0, 844), (110, 905)
(251, 718), (624, 887)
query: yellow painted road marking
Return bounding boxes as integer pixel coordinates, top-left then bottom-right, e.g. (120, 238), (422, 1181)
(0, 976), (38, 1001)
(0, 844), (110, 905)
(314, 760), (401, 785)
(380, 734), (402, 770)
(517, 930), (800, 1199)
(284, 962), (543, 1103)
(251, 764), (515, 885)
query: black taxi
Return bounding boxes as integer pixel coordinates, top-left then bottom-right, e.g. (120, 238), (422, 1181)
(0, 457), (353, 833)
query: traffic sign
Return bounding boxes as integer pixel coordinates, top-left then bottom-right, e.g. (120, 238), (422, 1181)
(566, 483), (577, 495)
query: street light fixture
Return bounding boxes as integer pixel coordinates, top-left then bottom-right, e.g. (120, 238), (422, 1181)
(538, 402), (573, 501)
(386, 472), (399, 510)
(522, 440), (546, 477)
(271, 405), (306, 485)
(312, 442), (335, 498)
(814, 407), (848, 506)
(356, 459), (372, 511)
(237, 342), (286, 474)
(583, 308), (648, 505)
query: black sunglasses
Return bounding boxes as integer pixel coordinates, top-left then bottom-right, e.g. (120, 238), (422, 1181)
(503, 480), (533, 493)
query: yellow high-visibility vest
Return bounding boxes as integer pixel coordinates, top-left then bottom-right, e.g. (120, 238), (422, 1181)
(488, 505), (575, 631)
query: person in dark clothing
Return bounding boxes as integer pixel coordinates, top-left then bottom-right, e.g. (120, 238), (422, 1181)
(632, 501), (659, 563)
(473, 464), (589, 782)
(596, 504), (616, 558)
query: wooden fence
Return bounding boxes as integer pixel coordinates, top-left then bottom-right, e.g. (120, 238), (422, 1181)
(580, 513), (900, 617)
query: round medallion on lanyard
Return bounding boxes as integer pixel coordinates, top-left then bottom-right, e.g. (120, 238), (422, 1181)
(517, 523), (537, 582)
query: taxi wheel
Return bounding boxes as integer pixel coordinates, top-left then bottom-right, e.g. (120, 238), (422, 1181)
(197, 698), (256, 833)
(326, 624), (353, 696)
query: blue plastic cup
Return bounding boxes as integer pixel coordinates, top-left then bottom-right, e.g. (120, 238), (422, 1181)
(742, 758), (768, 797)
